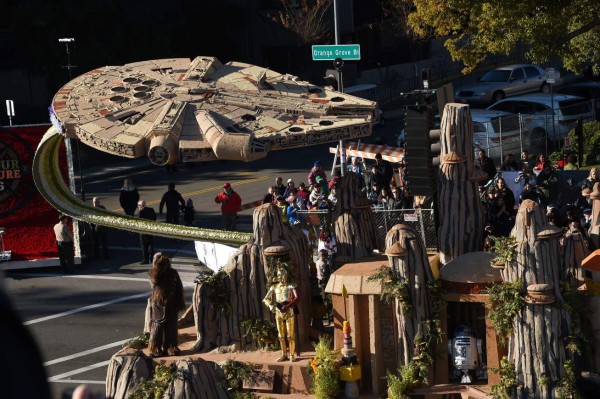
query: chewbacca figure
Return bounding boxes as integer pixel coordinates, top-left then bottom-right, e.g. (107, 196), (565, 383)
(148, 252), (185, 357)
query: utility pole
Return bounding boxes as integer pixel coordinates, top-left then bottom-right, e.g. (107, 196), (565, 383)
(58, 38), (83, 264)
(58, 38), (85, 202)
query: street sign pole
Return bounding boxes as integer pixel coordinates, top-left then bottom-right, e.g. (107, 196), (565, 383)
(6, 100), (15, 126)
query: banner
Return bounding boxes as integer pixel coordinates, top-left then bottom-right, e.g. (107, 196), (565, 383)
(194, 240), (238, 272)
(0, 125), (67, 263)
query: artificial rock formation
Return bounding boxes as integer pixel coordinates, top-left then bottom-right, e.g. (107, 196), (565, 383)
(333, 171), (381, 259)
(385, 224), (435, 367)
(502, 200), (570, 399)
(106, 349), (152, 399)
(437, 103), (485, 265)
(193, 203), (312, 353)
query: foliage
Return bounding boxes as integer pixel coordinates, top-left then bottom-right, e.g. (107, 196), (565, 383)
(486, 280), (525, 343)
(310, 336), (340, 399)
(124, 332), (149, 349)
(265, 256), (293, 285)
(386, 363), (421, 399)
(489, 235), (516, 266)
(557, 360), (582, 399)
(269, 0), (332, 44)
(560, 282), (594, 355)
(241, 318), (280, 350)
(565, 121), (600, 166)
(219, 359), (259, 393)
(195, 269), (232, 315)
(383, 280), (444, 397)
(490, 356), (517, 399)
(401, 0), (600, 74)
(130, 363), (176, 399)
(367, 266), (411, 313)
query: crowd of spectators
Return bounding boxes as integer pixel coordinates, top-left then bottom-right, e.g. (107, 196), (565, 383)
(480, 148), (597, 251)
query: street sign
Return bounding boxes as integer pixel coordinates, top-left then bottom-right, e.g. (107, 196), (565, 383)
(312, 44), (361, 61)
(6, 100), (14, 117)
(545, 67), (559, 84)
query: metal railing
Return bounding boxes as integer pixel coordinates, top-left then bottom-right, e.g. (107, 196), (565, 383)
(296, 208), (438, 252)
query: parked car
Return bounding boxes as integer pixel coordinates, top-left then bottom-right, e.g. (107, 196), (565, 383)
(455, 64), (551, 106)
(433, 109), (526, 164)
(487, 93), (593, 144)
(557, 81), (600, 120)
(469, 109), (525, 163)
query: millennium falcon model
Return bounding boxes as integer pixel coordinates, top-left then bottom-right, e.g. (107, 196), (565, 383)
(50, 56), (378, 165)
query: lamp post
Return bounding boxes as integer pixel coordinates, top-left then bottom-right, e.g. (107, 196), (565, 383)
(58, 38), (85, 202)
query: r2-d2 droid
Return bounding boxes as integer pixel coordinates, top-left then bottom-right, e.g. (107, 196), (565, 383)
(448, 324), (486, 383)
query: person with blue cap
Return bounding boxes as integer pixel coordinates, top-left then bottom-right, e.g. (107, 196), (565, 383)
(308, 160), (327, 188)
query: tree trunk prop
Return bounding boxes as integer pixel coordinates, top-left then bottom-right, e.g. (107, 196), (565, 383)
(562, 227), (589, 285)
(588, 183), (600, 250)
(334, 171), (381, 259)
(385, 224), (435, 367)
(105, 350), (231, 399)
(437, 103), (485, 265)
(193, 203), (312, 352)
(501, 199), (570, 399)
(165, 358), (231, 398)
(105, 349), (152, 399)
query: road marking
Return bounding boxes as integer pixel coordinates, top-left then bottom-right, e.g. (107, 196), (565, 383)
(111, 176), (270, 212)
(51, 379), (105, 385)
(44, 339), (131, 366)
(57, 274), (195, 287)
(48, 360), (110, 382)
(24, 292), (150, 326)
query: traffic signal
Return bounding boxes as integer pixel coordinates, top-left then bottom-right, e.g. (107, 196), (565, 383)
(403, 105), (441, 195)
(324, 69), (342, 91)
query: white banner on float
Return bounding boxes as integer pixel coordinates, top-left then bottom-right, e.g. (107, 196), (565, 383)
(194, 241), (238, 272)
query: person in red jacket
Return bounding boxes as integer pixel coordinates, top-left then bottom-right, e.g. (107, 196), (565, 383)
(215, 182), (242, 231)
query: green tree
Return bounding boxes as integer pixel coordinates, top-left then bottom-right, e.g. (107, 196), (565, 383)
(395, 0), (600, 74)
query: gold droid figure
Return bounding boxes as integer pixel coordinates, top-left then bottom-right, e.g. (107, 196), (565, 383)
(263, 268), (300, 362)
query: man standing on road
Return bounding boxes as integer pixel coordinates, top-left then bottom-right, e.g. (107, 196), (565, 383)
(215, 182), (242, 231)
(54, 214), (75, 273)
(91, 197), (110, 259)
(138, 200), (157, 264)
(159, 183), (185, 224)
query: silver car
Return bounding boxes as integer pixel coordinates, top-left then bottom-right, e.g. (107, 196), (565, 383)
(455, 64), (550, 106)
(470, 109), (525, 163)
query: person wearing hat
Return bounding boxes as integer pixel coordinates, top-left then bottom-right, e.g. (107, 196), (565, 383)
(283, 179), (297, 199)
(53, 214), (74, 273)
(308, 161), (327, 187)
(314, 175), (329, 196)
(215, 183), (242, 231)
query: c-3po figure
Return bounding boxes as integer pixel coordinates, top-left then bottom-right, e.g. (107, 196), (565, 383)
(263, 267), (299, 362)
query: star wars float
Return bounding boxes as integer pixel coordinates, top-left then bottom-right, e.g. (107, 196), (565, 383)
(49, 56), (377, 166)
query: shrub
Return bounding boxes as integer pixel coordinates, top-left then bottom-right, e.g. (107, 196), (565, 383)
(566, 121), (600, 166)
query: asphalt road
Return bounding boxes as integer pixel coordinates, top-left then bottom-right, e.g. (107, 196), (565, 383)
(2, 123), (399, 398)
